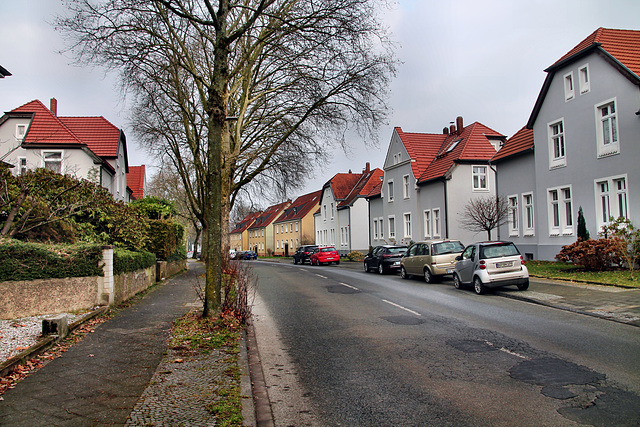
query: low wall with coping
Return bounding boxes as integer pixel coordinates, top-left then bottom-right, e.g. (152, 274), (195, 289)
(113, 266), (156, 305)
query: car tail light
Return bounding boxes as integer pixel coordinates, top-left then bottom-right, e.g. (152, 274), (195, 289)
(479, 260), (486, 270)
(383, 254), (392, 258)
(520, 255), (525, 265)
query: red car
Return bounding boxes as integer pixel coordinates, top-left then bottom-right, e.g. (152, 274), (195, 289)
(309, 246), (340, 265)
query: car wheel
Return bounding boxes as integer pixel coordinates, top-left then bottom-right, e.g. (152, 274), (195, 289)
(400, 266), (409, 280)
(423, 268), (434, 283)
(363, 262), (369, 272)
(378, 264), (385, 275)
(336, 260), (340, 265)
(517, 280), (530, 291)
(294, 257), (298, 265)
(453, 273), (463, 290)
(474, 277), (486, 295)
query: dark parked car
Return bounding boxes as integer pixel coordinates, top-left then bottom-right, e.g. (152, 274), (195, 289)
(235, 250), (257, 260)
(364, 245), (408, 274)
(293, 245), (319, 264)
(453, 241), (529, 295)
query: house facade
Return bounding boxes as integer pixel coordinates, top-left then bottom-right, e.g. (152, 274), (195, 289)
(247, 201), (290, 256)
(229, 211), (261, 252)
(372, 118), (506, 247)
(314, 164), (382, 255)
(272, 190), (321, 256)
(494, 28), (640, 260)
(0, 98), (134, 201)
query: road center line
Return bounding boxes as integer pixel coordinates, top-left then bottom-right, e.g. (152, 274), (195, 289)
(382, 299), (421, 316)
(315, 274), (328, 279)
(339, 283), (359, 291)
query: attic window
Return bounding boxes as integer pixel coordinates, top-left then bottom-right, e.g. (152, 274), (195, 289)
(447, 139), (462, 153)
(564, 72), (574, 101)
(16, 124), (26, 141)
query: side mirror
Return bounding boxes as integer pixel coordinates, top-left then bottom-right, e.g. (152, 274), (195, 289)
(455, 255), (462, 261)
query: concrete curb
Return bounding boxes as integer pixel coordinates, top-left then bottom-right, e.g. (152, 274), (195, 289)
(246, 318), (275, 426)
(0, 305), (109, 377)
(240, 328), (257, 426)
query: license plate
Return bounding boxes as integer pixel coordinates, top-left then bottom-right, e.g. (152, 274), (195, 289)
(496, 261), (513, 268)
(446, 269), (453, 274)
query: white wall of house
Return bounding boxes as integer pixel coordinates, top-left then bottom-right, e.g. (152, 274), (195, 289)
(315, 186), (338, 247)
(347, 197), (370, 253)
(531, 51), (640, 260)
(368, 196), (384, 248)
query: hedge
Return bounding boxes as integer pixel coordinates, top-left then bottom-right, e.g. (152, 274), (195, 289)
(145, 220), (184, 260)
(113, 248), (157, 275)
(0, 240), (104, 282)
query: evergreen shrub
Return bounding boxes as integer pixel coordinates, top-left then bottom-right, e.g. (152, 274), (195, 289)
(113, 247), (156, 275)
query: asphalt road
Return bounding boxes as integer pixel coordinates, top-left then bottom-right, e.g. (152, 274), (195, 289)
(251, 261), (640, 427)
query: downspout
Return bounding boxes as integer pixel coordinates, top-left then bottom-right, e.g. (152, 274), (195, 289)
(443, 178), (449, 239)
(489, 162), (499, 240)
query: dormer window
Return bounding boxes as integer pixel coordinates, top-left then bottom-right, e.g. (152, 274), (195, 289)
(564, 72), (574, 101)
(16, 124), (27, 141)
(447, 139), (461, 153)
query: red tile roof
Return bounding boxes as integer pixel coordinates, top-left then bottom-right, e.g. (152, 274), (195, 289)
(12, 100), (85, 146)
(395, 127), (445, 179)
(230, 211), (262, 234)
(417, 122), (503, 184)
(552, 27), (640, 77)
(59, 116), (121, 158)
(327, 172), (365, 201)
(275, 190), (322, 222)
(491, 127), (534, 162)
(248, 201), (290, 230)
(127, 165), (145, 200)
(339, 168), (384, 208)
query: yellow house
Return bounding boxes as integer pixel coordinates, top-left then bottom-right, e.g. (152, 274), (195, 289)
(272, 190), (321, 256)
(229, 211), (261, 251)
(247, 201), (290, 256)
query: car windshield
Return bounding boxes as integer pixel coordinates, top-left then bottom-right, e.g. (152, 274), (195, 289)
(432, 241), (464, 255)
(480, 243), (520, 259)
(320, 247), (336, 252)
(388, 247), (407, 254)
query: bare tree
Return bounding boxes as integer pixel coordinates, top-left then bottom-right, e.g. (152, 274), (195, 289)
(459, 195), (509, 240)
(56, 0), (396, 316)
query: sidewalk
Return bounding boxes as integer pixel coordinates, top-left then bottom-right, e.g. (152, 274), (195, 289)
(0, 261), (208, 426)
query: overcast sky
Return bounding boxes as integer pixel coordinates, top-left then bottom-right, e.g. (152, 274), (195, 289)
(2, 0), (639, 201)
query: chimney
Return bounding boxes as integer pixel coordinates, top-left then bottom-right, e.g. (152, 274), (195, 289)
(443, 127), (449, 135)
(50, 98), (57, 116)
(449, 124), (456, 135)
(456, 116), (463, 134)
(364, 162), (370, 173)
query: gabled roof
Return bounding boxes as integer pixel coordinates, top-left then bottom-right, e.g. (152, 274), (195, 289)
(59, 116), (121, 158)
(127, 165), (146, 200)
(417, 122), (503, 184)
(248, 201), (290, 230)
(394, 127), (445, 179)
(230, 211), (262, 234)
(11, 100), (85, 147)
(325, 172), (364, 201)
(491, 127), (534, 163)
(339, 167), (384, 208)
(275, 190), (322, 223)
(528, 28), (640, 128)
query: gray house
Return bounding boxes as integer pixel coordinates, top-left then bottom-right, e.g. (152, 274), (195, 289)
(493, 28), (640, 260)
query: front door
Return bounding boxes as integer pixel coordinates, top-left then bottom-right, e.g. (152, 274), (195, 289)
(284, 243), (289, 257)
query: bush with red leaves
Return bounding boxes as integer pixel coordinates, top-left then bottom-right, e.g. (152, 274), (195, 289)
(556, 238), (625, 271)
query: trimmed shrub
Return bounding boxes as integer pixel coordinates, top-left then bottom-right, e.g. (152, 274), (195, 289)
(347, 251), (365, 261)
(0, 240), (103, 281)
(113, 247), (156, 275)
(556, 238), (624, 271)
(145, 220), (184, 260)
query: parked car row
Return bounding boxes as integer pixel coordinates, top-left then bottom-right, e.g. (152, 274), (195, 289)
(233, 250), (257, 260)
(360, 240), (529, 295)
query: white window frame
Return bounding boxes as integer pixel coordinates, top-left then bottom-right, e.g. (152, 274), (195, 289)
(548, 119), (566, 169)
(16, 124), (27, 141)
(472, 165), (488, 191)
(330, 202), (334, 220)
(594, 174), (628, 232)
(564, 71), (574, 101)
(388, 215), (396, 239)
(42, 150), (64, 174)
(595, 98), (620, 158)
(433, 208), (441, 238)
(508, 195), (519, 237)
(379, 217), (384, 239)
(387, 180), (394, 202)
(579, 64), (590, 94)
(17, 157), (27, 175)
(423, 210), (431, 239)
(547, 185), (574, 236)
(373, 219), (379, 240)
(403, 212), (412, 238)
(403, 175), (410, 199)
(323, 204), (327, 221)
(523, 192), (535, 237)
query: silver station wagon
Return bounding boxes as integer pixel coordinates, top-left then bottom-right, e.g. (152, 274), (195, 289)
(400, 240), (465, 283)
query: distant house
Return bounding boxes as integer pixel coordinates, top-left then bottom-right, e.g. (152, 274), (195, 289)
(229, 211), (261, 252)
(272, 190), (322, 256)
(127, 165), (146, 200)
(494, 28), (640, 260)
(314, 163), (383, 255)
(247, 201), (290, 256)
(0, 98), (139, 202)
(371, 117), (506, 247)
